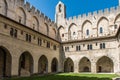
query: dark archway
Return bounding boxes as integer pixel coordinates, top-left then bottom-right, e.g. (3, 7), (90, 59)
(96, 56), (114, 73)
(51, 58), (58, 72)
(38, 55), (48, 74)
(79, 57), (91, 72)
(64, 58), (74, 72)
(0, 46), (12, 77)
(19, 52), (33, 76)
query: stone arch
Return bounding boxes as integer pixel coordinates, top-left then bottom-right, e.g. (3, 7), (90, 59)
(38, 55), (48, 74)
(16, 7), (26, 24)
(44, 23), (49, 36)
(97, 17), (109, 36)
(51, 58), (58, 72)
(64, 58), (74, 72)
(0, 0), (8, 16)
(79, 57), (91, 72)
(114, 13), (120, 29)
(82, 20), (92, 38)
(96, 56), (114, 73)
(52, 28), (57, 39)
(0, 46), (12, 77)
(58, 26), (64, 40)
(114, 13), (120, 23)
(68, 23), (77, 40)
(32, 16), (39, 31)
(18, 51), (34, 76)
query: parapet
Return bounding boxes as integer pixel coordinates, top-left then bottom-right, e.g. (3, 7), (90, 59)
(16, 0), (56, 26)
(67, 6), (120, 22)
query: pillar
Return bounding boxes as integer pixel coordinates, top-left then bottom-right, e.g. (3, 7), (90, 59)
(91, 62), (97, 73)
(74, 60), (79, 73)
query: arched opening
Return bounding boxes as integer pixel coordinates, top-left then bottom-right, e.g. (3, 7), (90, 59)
(64, 58), (74, 72)
(79, 57), (91, 72)
(82, 20), (92, 38)
(97, 17), (109, 36)
(44, 23), (49, 36)
(68, 23), (77, 40)
(0, 46), (12, 77)
(52, 28), (57, 39)
(19, 52), (33, 76)
(0, 0), (7, 16)
(114, 14), (120, 30)
(96, 56), (114, 73)
(58, 26), (64, 41)
(38, 55), (48, 74)
(51, 58), (58, 72)
(32, 17), (39, 31)
(16, 7), (26, 25)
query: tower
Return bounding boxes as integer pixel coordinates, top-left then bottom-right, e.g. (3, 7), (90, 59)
(55, 1), (66, 27)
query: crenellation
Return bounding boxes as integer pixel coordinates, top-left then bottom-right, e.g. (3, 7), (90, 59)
(0, 0), (120, 77)
(40, 12), (44, 17)
(68, 6), (120, 21)
(103, 8), (109, 15)
(98, 10), (103, 16)
(88, 12), (92, 17)
(68, 17), (72, 22)
(35, 9), (40, 15)
(25, 2), (30, 11)
(30, 6), (35, 14)
(110, 7), (115, 13)
(82, 13), (87, 18)
(93, 11), (97, 16)
(78, 15), (82, 19)
(116, 6), (120, 11)
(56, 2), (120, 42)
(73, 16), (77, 21)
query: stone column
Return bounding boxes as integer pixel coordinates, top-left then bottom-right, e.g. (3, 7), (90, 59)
(57, 59), (63, 72)
(91, 62), (97, 73)
(48, 59), (51, 73)
(11, 55), (19, 76)
(74, 60), (79, 73)
(33, 58), (38, 74)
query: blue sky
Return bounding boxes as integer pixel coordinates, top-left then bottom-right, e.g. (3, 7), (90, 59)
(25, 0), (118, 21)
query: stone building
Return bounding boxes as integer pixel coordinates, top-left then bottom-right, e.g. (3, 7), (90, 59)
(0, 0), (120, 77)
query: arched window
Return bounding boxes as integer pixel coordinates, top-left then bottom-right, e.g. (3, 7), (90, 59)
(100, 43), (105, 49)
(59, 4), (62, 12)
(87, 44), (92, 50)
(100, 27), (103, 33)
(100, 43), (102, 49)
(73, 32), (76, 35)
(87, 45), (89, 50)
(86, 29), (89, 36)
(16, 8), (26, 24)
(103, 43), (105, 49)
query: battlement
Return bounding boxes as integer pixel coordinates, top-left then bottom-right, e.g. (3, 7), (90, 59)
(67, 6), (120, 22)
(16, 0), (56, 25)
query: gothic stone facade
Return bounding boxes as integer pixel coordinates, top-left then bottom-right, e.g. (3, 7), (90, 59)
(0, 0), (120, 77)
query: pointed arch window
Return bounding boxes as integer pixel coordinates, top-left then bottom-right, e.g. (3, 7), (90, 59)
(59, 4), (62, 12)
(86, 29), (89, 36)
(103, 43), (105, 49)
(100, 27), (103, 33)
(73, 32), (76, 35)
